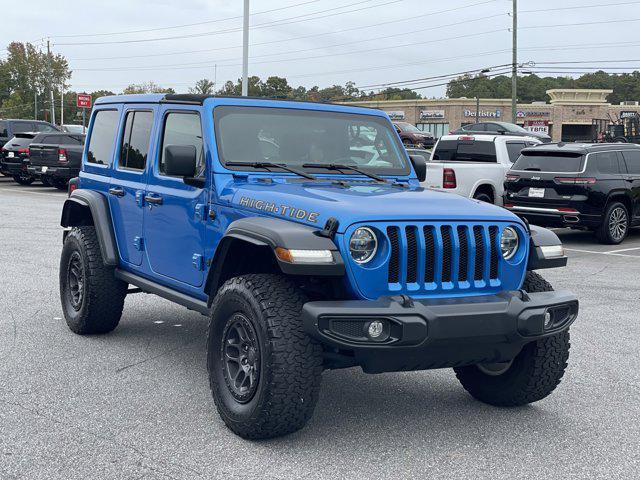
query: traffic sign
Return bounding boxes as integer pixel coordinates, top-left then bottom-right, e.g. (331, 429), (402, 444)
(77, 94), (92, 109)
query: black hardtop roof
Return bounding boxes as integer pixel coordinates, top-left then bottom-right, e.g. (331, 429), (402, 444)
(522, 142), (640, 155)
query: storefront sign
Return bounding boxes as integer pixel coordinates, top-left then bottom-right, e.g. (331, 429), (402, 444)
(464, 109), (502, 118)
(620, 110), (639, 119)
(419, 109), (445, 120)
(387, 111), (405, 120)
(517, 110), (550, 118)
(524, 120), (550, 135)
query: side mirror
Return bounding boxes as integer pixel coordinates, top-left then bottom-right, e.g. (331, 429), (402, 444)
(409, 154), (427, 182)
(164, 145), (204, 188)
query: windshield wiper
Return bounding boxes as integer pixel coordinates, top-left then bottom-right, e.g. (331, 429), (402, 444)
(302, 163), (388, 183)
(225, 161), (316, 180)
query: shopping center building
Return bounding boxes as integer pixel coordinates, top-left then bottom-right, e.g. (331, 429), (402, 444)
(349, 89), (640, 142)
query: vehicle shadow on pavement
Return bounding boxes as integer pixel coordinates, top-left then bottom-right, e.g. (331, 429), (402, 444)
(553, 227), (640, 248)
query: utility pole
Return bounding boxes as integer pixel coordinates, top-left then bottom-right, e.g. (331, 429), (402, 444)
(241, 0), (249, 96)
(511, 0), (518, 122)
(47, 39), (56, 125)
(34, 91), (37, 120)
(60, 87), (64, 126)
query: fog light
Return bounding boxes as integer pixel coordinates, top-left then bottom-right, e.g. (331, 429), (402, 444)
(367, 320), (384, 339)
(544, 311), (553, 330)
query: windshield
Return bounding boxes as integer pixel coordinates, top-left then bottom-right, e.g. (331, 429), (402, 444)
(215, 106), (409, 176)
(396, 122), (421, 133)
(512, 152), (585, 172)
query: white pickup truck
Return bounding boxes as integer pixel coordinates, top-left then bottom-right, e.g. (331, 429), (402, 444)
(421, 134), (541, 205)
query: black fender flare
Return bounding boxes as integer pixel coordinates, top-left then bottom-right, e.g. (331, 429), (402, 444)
(60, 189), (118, 266)
(527, 224), (567, 270)
(204, 216), (345, 297)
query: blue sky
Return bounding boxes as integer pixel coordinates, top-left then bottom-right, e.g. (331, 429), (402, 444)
(2, 0), (638, 95)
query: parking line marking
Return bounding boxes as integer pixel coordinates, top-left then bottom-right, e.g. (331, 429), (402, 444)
(0, 187), (63, 197)
(605, 246), (640, 253)
(565, 248), (640, 258)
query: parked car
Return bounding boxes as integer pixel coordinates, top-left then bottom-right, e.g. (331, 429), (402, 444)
(0, 131), (79, 185)
(62, 124), (86, 134)
(504, 143), (640, 244)
(58, 94), (577, 440)
(0, 119), (60, 149)
(423, 134), (540, 204)
(27, 133), (85, 189)
(393, 122), (435, 148)
(452, 122), (552, 143)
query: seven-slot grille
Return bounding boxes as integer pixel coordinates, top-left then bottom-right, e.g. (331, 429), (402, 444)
(386, 224), (501, 288)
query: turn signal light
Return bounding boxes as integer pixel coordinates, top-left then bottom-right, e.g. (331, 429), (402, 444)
(554, 177), (596, 185)
(18, 148), (29, 155)
(443, 168), (457, 189)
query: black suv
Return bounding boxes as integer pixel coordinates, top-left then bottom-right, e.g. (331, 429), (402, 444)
(504, 143), (640, 244)
(0, 119), (60, 148)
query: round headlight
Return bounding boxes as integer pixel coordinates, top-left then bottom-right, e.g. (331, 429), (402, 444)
(350, 227), (378, 264)
(500, 227), (519, 260)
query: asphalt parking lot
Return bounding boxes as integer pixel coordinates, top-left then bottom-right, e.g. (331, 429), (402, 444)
(0, 176), (638, 480)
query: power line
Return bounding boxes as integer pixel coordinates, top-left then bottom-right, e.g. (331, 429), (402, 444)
(54, 0), (402, 46)
(521, 0), (640, 13)
(66, 0), (503, 62)
(68, 14), (507, 71)
(70, 29), (508, 72)
(48, 0), (321, 38)
(522, 17), (640, 29)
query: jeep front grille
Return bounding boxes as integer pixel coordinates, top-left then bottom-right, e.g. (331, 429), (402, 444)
(386, 223), (501, 289)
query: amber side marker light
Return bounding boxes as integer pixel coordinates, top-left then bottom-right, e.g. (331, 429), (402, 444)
(275, 247), (334, 264)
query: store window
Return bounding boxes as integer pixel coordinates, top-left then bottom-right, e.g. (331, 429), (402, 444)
(416, 123), (450, 138)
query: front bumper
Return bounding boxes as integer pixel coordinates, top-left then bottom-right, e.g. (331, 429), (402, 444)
(302, 290), (578, 373)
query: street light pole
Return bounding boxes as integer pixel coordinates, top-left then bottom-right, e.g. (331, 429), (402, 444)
(241, 0), (249, 96)
(511, 0), (518, 122)
(47, 39), (56, 125)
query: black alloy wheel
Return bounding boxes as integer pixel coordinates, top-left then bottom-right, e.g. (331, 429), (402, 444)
(221, 313), (261, 403)
(66, 251), (85, 310)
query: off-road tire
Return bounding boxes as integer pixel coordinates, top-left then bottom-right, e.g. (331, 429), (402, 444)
(60, 226), (127, 334)
(454, 271), (570, 406)
(12, 174), (35, 185)
(595, 201), (628, 245)
(207, 274), (323, 439)
(41, 176), (52, 187)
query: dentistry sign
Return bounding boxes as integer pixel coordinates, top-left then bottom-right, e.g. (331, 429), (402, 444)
(464, 109), (502, 118)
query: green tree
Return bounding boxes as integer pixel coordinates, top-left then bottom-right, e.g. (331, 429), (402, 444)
(189, 78), (215, 95)
(0, 41), (71, 121)
(122, 81), (175, 94)
(262, 76), (292, 98)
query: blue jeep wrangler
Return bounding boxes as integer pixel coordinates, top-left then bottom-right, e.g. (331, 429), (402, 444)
(59, 94), (578, 439)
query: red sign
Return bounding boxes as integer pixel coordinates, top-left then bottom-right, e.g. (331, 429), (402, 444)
(76, 94), (92, 109)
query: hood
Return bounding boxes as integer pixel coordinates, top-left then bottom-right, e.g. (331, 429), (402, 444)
(220, 177), (523, 233)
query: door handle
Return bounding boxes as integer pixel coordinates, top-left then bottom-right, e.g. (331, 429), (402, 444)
(108, 186), (125, 197)
(144, 193), (163, 205)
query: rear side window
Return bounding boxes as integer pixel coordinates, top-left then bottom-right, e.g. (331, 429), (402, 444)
(506, 142), (525, 163)
(621, 150), (640, 175)
(433, 140), (497, 162)
(119, 111), (153, 171)
(159, 112), (203, 175)
(0, 121), (7, 138)
(512, 152), (585, 172)
(593, 152), (621, 175)
(12, 121), (34, 133)
(87, 110), (120, 165)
